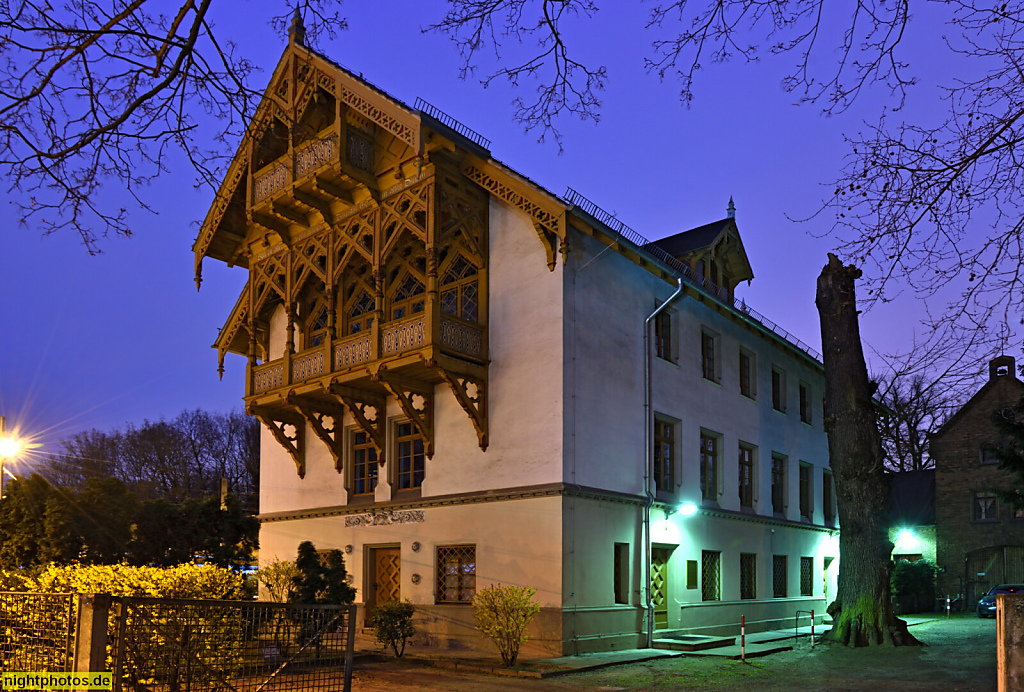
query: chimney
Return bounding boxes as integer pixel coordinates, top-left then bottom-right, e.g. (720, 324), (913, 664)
(990, 355), (1015, 381)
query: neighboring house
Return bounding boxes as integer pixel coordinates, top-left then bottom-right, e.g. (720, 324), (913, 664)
(889, 470), (937, 565)
(931, 356), (1024, 604)
(192, 25), (838, 656)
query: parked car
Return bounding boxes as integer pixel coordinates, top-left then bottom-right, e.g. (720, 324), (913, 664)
(977, 584), (1024, 617)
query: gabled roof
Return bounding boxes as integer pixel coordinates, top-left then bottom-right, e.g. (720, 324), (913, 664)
(932, 362), (1024, 441)
(651, 216), (754, 284)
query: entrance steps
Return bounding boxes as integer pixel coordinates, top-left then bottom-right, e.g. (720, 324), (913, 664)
(652, 623), (832, 659)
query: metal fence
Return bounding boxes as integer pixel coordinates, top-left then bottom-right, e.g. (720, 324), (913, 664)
(1, 593), (355, 691)
(0, 591), (77, 672)
(109, 598), (355, 692)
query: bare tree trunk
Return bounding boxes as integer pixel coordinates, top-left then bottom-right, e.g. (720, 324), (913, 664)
(816, 254), (921, 647)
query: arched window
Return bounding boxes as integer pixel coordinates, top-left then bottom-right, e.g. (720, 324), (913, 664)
(304, 295), (330, 348)
(346, 290), (375, 335)
(390, 271), (425, 320)
(439, 255), (478, 323)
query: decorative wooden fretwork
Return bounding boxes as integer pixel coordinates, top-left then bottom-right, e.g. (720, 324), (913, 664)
(251, 405), (305, 477)
(288, 395), (345, 472)
(216, 285), (250, 378)
(375, 372), (434, 458)
(439, 318), (483, 359)
(340, 84), (417, 148)
(439, 254), (479, 323)
(438, 368), (487, 450)
(250, 250), (289, 320)
(330, 384), (386, 465)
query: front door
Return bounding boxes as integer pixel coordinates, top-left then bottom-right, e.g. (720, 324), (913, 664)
(651, 548), (670, 630)
(368, 547), (401, 619)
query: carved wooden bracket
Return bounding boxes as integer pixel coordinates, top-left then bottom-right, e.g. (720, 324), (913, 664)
(329, 383), (387, 467)
(250, 405), (306, 478)
(375, 372), (434, 458)
(288, 395), (346, 472)
(533, 222), (559, 272)
(438, 367), (488, 451)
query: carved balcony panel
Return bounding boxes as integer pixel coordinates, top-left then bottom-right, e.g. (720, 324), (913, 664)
(381, 317), (427, 356)
(440, 317), (484, 360)
(253, 163), (292, 205)
(292, 347), (327, 383)
(253, 360), (285, 394)
(295, 135), (337, 180)
(335, 333), (374, 369)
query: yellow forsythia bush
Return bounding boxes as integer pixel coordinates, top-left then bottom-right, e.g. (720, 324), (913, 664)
(472, 584), (541, 667)
(27, 562), (250, 599)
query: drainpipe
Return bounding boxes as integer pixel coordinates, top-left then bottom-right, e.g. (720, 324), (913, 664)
(643, 277), (684, 649)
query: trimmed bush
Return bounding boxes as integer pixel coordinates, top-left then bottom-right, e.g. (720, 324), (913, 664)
(371, 600), (415, 657)
(27, 562), (252, 599)
(473, 584), (540, 667)
(891, 558), (937, 614)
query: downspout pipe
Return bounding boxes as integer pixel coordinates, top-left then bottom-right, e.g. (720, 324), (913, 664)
(643, 277), (684, 649)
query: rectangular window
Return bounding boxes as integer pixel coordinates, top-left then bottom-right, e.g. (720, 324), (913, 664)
(799, 463), (813, 520)
(823, 470), (835, 525)
(771, 454), (786, 515)
(740, 553), (757, 600)
(974, 492), (997, 521)
(654, 418), (675, 494)
(351, 431), (378, 497)
(614, 543), (630, 604)
(396, 422), (425, 490)
(654, 312), (673, 362)
(702, 330), (717, 382)
(738, 444), (754, 509)
(700, 433), (719, 502)
(799, 383), (812, 424)
(981, 444), (999, 465)
(686, 560), (698, 589)
(800, 557), (814, 597)
(739, 350), (755, 398)
(772, 367), (787, 412)
(773, 555), (788, 598)
(701, 551), (721, 601)
(436, 545), (476, 603)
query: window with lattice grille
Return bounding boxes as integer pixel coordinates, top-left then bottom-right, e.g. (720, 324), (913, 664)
(305, 294), (330, 348)
(351, 431), (378, 496)
(440, 255), (479, 323)
(800, 557), (814, 597)
(773, 555), (788, 598)
(740, 553), (757, 599)
(396, 422), (425, 490)
(701, 551), (721, 601)
(436, 545), (476, 603)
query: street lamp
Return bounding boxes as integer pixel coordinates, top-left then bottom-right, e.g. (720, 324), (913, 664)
(0, 417), (23, 498)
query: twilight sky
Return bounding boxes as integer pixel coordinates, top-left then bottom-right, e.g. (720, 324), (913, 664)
(0, 2), (1005, 461)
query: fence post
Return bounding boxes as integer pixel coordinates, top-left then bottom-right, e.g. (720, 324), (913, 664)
(740, 615), (745, 663)
(73, 594), (111, 673)
(344, 604), (356, 692)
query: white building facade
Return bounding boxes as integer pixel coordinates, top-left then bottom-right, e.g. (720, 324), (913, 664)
(194, 33), (838, 656)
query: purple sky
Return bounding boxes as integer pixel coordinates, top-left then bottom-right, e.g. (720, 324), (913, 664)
(0, 3), (998, 460)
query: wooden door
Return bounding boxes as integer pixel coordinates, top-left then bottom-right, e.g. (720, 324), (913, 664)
(373, 547), (401, 605)
(651, 548), (670, 630)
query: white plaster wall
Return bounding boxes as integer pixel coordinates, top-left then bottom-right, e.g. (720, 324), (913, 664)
(259, 495), (563, 607)
(564, 227), (832, 519)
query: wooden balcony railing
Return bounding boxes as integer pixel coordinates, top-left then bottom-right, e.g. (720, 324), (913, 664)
(248, 312), (487, 397)
(250, 132), (339, 208)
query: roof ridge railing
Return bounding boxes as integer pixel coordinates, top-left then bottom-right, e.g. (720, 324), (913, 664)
(414, 97), (491, 150)
(562, 187), (822, 362)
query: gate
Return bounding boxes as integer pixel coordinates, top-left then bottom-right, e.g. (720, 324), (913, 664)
(0, 592), (77, 672)
(109, 598), (356, 692)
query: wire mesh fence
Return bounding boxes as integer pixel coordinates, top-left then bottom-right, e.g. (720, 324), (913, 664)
(0, 591), (77, 672)
(110, 598), (355, 692)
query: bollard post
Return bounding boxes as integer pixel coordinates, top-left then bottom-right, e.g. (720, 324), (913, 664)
(947, 595), (951, 618)
(811, 609), (815, 647)
(741, 618), (749, 663)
